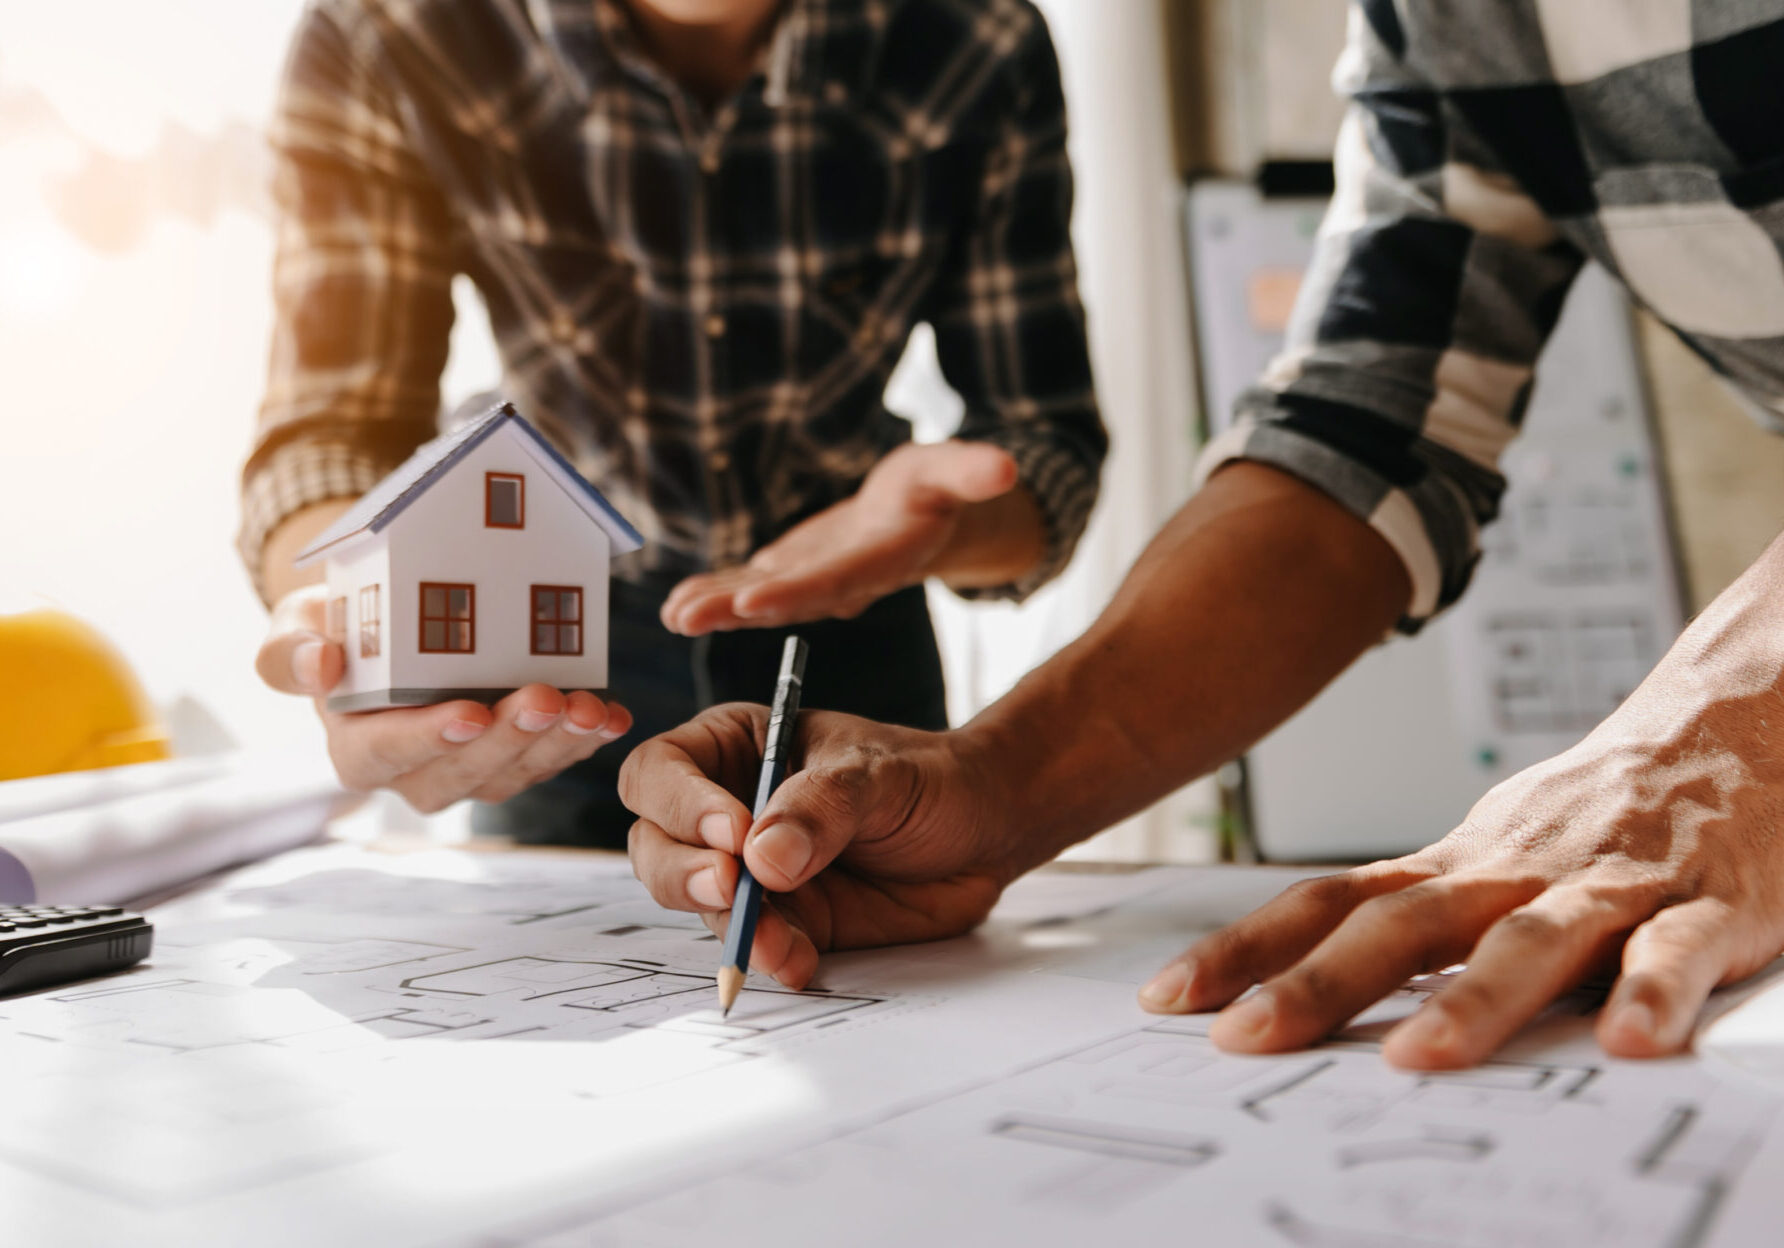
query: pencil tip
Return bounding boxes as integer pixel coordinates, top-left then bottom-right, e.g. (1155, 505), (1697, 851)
(716, 965), (745, 1016)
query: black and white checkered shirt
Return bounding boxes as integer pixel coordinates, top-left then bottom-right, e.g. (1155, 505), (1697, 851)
(1201, 1), (1784, 629)
(240, 0), (1104, 604)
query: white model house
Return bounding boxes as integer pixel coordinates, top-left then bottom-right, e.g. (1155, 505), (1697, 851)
(293, 402), (643, 712)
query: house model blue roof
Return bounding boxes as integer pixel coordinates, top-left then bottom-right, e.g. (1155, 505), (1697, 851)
(294, 402), (644, 566)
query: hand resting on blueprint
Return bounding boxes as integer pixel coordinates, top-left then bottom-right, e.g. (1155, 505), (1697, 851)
(658, 440), (1043, 636)
(620, 703), (1011, 986)
(256, 583), (631, 813)
(1147, 695), (1784, 1071)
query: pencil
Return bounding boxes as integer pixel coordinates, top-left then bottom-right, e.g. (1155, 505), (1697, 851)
(717, 635), (809, 1017)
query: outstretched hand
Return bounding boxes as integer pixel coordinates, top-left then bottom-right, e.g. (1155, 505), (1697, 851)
(256, 584), (632, 812)
(1139, 689), (1784, 1069)
(660, 440), (1021, 636)
(620, 704), (1014, 986)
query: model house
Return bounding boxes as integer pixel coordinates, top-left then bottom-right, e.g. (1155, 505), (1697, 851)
(293, 402), (643, 712)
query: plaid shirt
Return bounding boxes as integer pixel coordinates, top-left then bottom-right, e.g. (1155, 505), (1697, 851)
(1201, 1), (1784, 629)
(240, 0), (1104, 604)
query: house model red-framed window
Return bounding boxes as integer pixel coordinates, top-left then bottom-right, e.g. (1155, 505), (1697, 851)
(530, 585), (583, 655)
(419, 583), (475, 654)
(486, 473), (525, 529)
(327, 596), (347, 644)
(359, 584), (382, 658)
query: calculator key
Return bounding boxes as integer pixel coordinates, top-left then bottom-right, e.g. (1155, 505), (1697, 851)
(12, 918), (50, 928)
(87, 907), (124, 917)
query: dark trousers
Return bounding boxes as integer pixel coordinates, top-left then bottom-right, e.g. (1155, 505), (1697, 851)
(471, 580), (948, 848)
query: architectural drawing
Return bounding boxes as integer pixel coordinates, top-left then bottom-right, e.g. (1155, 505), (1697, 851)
(1, 845), (1779, 1248)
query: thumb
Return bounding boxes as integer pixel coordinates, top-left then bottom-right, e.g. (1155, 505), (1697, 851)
(258, 586), (345, 697)
(256, 628), (346, 697)
(742, 751), (905, 892)
(905, 441), (1018, 509)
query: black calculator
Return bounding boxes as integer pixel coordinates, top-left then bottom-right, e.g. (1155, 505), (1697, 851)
(0, 905), (154, 998)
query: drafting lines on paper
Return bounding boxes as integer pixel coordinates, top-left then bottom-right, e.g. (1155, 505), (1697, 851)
(397, 954), (885, 1042)
(488, 1019), (1774, 1248)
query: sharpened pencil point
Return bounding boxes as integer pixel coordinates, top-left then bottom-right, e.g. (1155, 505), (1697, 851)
(717, 965), (745, 1017)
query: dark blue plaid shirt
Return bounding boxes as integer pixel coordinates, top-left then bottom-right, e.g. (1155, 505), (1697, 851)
(241, 0), (1105, 604)
(1202, 1), (1784, 629)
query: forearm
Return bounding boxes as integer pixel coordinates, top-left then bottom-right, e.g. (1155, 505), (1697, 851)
(261, 500), (355, 608)
(928, 483), (1047, 590)
(962, 462), (1410, 875)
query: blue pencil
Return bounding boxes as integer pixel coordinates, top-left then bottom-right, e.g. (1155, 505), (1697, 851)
(717, 635), (809, 1017)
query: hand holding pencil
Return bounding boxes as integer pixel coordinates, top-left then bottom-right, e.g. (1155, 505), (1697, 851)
(716, 636), (809, 1015)
(620, 698), (1011, 995)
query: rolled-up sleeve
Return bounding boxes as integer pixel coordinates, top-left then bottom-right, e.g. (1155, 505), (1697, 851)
(1195, 4), (1585, 631)
(929, 9), (1107, 602)
(237, 4), (456, 604)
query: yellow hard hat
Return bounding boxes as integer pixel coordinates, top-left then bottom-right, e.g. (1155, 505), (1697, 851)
(0, 607), (172, 782)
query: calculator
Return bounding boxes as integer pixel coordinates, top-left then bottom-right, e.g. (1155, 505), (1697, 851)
(0, 905), (154, 998)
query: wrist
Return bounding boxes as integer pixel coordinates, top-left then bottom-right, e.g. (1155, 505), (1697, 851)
(947, 720), (1037, 885)
(927, 483), (1046, 589)
(952, 669), (1094, 879)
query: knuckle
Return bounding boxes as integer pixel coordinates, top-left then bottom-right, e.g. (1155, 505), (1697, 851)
(1613, 970), (1673, 1004)
(1270, 963), (1340, 1012)
(1432, 976), (1502, 1021)
(615, 747), (654, 805)
(1493, 906), (1566, 946)
(1283, 874), (1355, 910)
(1579, 875), (1670, 915)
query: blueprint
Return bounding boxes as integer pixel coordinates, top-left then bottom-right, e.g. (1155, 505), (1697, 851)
(2, 845), (1781, 1248)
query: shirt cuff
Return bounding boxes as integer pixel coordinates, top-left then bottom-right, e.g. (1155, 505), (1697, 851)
(1195, 420), (1449, 632)
(951, 430), (1100, 603)
(238, 439), (399, 607)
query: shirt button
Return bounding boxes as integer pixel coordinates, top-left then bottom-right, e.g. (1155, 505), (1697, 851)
(704, 314), (727, 338)
(708, 449), (731, 473)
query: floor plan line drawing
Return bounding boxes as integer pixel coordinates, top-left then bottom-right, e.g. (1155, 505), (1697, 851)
(3, 844), (1781, 1248)
(989, 1113), (1221, 1168)
(471, 1001), (1779, 1248)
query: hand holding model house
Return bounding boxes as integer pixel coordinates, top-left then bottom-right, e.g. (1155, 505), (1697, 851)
(255, 404), (640, 813)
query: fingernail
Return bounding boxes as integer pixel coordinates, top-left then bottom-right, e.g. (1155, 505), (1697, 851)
(1217, 993), (1276, 1043)
(563, 717), (600, 736)
(699, 812), (735, 850)
(1608, 1001), (1658, 1041)
(688, 868), (725, 910)
(752, 822), (813, 882)
(516, 709), (558, 733)
(442, 720), (486, 744)
(1139, 963), (1191, 1011)
(291, 640), (323, 692)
